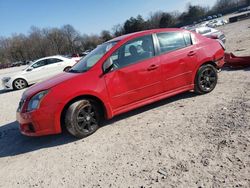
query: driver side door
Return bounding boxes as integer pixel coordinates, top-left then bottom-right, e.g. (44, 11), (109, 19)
(103, 35), (163, 110)
(24, 60), (49, 83)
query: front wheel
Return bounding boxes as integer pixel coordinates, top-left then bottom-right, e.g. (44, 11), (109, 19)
(194, 64), (218, 94)
(13, 78), (28, 90)
(65, 99), (100, 138)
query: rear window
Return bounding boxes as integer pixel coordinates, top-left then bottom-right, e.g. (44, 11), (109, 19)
(47, 58), (63, 64)
(156, 32), (187, 54)
(184, 33), (192, 46)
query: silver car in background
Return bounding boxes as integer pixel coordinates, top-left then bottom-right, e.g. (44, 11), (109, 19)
(189, 26), (226, 44)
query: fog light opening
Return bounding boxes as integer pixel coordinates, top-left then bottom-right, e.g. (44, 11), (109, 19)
(28, 124), (35, 132)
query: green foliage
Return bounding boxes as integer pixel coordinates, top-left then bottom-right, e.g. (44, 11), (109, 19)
(182, 5), (207, 25)
(124, 15), (147, 34)
(159, 13), (175, 28)
(100, 30), (112, 42)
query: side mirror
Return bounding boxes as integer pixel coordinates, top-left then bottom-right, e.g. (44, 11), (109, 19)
(103, 58), (114, 74)
(26, 67), (33, 72)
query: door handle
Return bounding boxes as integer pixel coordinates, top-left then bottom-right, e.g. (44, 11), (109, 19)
(187, 51), (196, 56)
(147, 64), (159, 71)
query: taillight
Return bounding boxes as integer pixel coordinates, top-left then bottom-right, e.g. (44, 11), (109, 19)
(217, 39), (225, 50)
(210, 34), (219, 39)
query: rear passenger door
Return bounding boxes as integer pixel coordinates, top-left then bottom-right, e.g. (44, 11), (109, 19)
(155, 31), (197, 92)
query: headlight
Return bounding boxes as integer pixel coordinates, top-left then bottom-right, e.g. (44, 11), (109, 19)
(2, 77), (11, 82)
(27, 90), (49, 112)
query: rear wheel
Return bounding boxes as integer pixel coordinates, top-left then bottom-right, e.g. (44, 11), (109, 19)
(194, 64), (218, 94)
(65, 99), (100, 138)
(13, 78), (28, 90)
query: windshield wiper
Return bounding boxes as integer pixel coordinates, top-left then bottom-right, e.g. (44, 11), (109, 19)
(68, 69), (87, 73)
(68, 69), (81, 73)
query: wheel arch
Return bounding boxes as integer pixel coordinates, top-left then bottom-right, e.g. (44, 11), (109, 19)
(12, 77), (28, 89)
(201, 61), (217, 68)
(63, 66), (72, 71)
(60, 94), (110, 131)
(193, 61), (218, 94)
(193, 60), (217, 82)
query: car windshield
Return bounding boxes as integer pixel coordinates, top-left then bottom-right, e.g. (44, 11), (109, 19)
(69, 41), (117, 73)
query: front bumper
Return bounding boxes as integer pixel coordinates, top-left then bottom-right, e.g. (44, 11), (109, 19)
(1, 79), (13, 90)
(16, 105), (61, 136)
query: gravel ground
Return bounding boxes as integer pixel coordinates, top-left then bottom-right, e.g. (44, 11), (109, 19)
(0, 19), (249, 188)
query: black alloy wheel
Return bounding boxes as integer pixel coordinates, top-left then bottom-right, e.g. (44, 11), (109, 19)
(195, 64), (218, 94)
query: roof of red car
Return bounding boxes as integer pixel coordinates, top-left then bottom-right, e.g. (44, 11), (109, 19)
(109, 28), (185, 42)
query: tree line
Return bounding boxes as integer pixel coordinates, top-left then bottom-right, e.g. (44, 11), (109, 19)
(0, 0), (249, 65)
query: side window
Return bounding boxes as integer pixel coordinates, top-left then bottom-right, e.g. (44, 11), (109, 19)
(184, 33), (192, 46)
(156, 32), (186, 54)
(108, 35), (155, 69)
(47, 58), (63, 64)
(31, 60), (47, 68)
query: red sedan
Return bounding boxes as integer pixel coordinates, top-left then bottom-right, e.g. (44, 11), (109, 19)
(17, 28), (225, 138)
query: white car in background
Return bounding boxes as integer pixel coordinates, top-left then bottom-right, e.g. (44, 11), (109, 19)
(1, 56), (77, 90)
(207, 19), (228, 28)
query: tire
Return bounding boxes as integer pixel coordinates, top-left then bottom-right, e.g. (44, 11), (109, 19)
(64, 66), (71, 72)
(13, 78), (28, 90)
(194, 64), (218, 94)
(65, 99), (100, 138)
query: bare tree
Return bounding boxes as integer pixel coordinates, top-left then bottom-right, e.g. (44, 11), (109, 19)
(148, 11), (164, 29)
(61, 24), (80, 54)
(100, 30), (113, 42)
(112, 24), (125, 37)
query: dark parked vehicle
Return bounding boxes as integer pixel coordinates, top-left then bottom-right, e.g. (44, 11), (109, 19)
(207, 16), (213, 20)
(11, 61), (23, 67)
(238, 7), (249, 13)
(22, 61), (32, 65)
(0, 63), (11, 69)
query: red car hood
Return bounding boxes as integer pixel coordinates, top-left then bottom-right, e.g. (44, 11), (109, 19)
(23, 72), (78, 98)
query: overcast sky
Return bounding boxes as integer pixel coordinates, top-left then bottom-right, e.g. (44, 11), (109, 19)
(0, 0), (217, 37)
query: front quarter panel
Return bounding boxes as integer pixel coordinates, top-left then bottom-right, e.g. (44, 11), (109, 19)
(39, 69), (111, 133)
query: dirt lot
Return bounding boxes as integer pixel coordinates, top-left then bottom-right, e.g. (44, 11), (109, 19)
(0, 19), (250, 188)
